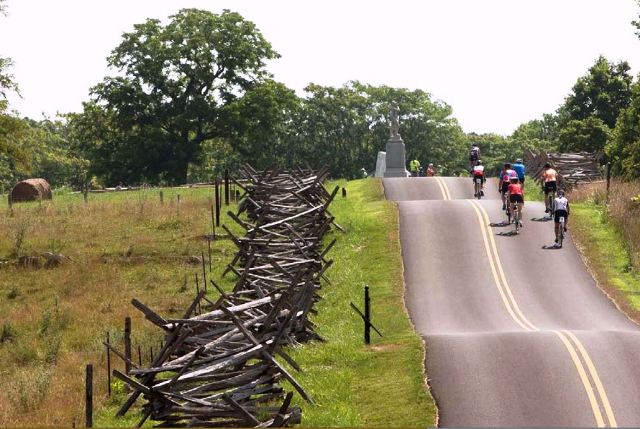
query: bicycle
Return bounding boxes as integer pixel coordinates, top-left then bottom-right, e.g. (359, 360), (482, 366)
(512, 202), (522, 234)
(474, 177), (483, 199)
(557, 213), (566, 248)
(546, 189), (556, 218)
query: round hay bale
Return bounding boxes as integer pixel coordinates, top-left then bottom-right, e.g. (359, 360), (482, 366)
(10, 178), (52, 203)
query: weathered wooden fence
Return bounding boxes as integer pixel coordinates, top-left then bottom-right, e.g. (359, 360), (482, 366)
(108, 165), (339, 427)
(524, 150), (603, 189)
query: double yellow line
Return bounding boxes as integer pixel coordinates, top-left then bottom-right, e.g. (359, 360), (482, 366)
(464, 196), (617, 427)
(433, 176), (451, 200)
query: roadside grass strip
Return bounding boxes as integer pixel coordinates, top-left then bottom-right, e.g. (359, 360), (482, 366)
(569, 203), (640, 320)
(286, 178), (436, 427)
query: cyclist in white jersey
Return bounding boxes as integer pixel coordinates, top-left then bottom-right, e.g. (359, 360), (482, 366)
(472, 160), (485, 196)
(553, 189), (570, 244)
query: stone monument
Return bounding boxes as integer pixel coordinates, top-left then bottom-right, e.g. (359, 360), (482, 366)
(383, 103), (409, 177)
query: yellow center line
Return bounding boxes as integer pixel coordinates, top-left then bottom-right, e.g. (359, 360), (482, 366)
(438, 176), (452, 200)
(467, 200), (532, 331)
(474, 201), (537, 331)
(553, 330), (606, 427)
(564, 330), (618, 427)
(466, 199), (616, 426)
(433, 176), (448, 201)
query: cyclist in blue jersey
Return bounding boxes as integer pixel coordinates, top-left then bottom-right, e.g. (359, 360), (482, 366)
(513, 158), (526, 185)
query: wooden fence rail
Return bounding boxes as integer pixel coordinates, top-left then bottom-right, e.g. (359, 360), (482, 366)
(108, 165), (338, 427)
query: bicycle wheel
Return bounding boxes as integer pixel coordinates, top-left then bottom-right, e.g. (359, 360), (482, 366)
(559, 218), (565, 247)
(506, 203), (511, 225)
(514, 206), (520, 234)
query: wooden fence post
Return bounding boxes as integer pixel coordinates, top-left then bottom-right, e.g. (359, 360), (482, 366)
(606, 162), (612, 203)
(85, 364), (93, 428)
(159, 191), (164, 205)
(106, 332), (111, 397)
(214, 179), (220, 227)
(124, 317), (132, 374)
(342, 187), (347, 198)
(364, 286), (371, 345)
(224, 169), (230, 206)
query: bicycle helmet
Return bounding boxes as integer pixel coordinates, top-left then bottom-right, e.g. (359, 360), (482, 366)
(557, 189), (565, 197)
(504, 163), (512, 169)
(516, 158), (523, 163)
(544, 162), (551, 168)
(509, 176), (519, 183)
(476, 160), (482, 165)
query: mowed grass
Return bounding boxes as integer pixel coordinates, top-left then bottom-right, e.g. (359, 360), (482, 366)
(286, 178), (435, 427)
(0, 180), (436, 427)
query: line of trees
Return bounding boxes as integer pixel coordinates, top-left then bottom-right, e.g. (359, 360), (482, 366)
(3, 6), (640, 190)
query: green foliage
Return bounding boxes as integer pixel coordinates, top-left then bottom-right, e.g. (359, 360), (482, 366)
(296, 81), (466, 178)
(607, 78), (640, 178)
(80, 8), (279, 185)
(558, 117), (610, 152)
(552, 56), (632, 155)
(560, 56), (632, 129)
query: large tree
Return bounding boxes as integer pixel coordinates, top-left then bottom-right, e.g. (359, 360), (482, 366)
(85, 8), (279, 184)
(556, 56), (632, 153)
(0, 0), (30, 181)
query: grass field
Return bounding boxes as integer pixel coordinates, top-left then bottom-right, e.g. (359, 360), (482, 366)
(0, 180), (436, 427)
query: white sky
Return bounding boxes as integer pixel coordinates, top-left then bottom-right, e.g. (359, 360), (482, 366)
(1, 0), (640, 135)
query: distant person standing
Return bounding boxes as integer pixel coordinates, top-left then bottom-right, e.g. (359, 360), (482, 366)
(409, 159), (421, 177)
(513, 158), (526, 184)
(426, 163), (436, 177)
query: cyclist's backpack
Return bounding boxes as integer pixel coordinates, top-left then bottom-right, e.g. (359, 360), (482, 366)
(469, 147), (479, 160)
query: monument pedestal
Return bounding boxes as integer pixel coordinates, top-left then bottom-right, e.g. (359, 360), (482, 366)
(383, 135), (408, 177)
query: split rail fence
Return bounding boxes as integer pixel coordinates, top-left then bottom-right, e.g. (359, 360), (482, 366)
(524, 150), (603, 190)
(105, 165), (340, 427)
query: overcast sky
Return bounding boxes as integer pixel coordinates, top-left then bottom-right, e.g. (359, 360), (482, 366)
(1, 0), (640, 135)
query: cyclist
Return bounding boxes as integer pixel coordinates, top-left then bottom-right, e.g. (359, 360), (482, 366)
(499, 163), (518, 210)
(513, 158), (526, 185)
(426, 163), (436, 177)
(472, 160), (485, 196)
(409, 159), (421, 177)
(554, 189), (570, 245)
(507, 176), (524, 228)
(469, 144), (480, 170)
(542, 162), (558, 213)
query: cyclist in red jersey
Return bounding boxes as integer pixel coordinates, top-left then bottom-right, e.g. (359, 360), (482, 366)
(507, 177), (524, 228)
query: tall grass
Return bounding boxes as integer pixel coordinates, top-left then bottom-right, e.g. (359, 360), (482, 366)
(568, 180), (640, 317)
(0, 187), (240, 426)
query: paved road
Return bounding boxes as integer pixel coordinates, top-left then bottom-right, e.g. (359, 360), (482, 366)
(383, 176), (640, 427)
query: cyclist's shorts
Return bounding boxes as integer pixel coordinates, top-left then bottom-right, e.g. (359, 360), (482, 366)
(509, 194), (524, 204)
(554, 209), (568, 223)
(472, 175), (485, 183)
(501, 182), (509, 194)
(544, 181), (557, 194)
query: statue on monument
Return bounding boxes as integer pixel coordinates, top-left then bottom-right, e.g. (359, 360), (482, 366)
(389, 103), (400, 138)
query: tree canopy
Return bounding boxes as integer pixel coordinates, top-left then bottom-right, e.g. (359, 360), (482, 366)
(84, 8), (279, 184)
